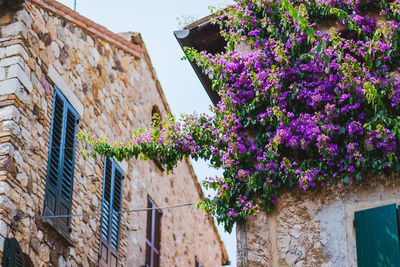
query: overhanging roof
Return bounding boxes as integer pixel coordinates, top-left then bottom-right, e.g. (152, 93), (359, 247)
(174, 18), (226, 105)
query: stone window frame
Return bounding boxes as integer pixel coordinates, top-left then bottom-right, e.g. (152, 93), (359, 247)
(98, 157), (124, 267)
(42, 84), (79, 242)
(145, 195), (162, 267)
(195, 256), (205, 267)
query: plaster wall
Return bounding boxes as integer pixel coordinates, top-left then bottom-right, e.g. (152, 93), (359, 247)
(238, 174), (400, 266)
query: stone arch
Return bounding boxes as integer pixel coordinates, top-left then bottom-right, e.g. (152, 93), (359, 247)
(151, 105), (162, 126)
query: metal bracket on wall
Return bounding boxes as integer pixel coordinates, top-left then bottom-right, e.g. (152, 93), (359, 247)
(238, 222), (249, 267)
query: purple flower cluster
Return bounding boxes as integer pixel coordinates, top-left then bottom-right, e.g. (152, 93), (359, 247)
(87, 0), (400, 231)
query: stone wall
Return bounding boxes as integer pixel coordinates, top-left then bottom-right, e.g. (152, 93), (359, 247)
(0, 0), (227, 266)
(238, 174), (400, 267)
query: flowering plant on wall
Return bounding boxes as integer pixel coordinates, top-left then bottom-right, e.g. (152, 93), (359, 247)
(80, 0), (400, 232)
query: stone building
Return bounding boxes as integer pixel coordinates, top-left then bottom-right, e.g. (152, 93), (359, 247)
(176, 16), (400, 267)
(0, 0), (228, 266)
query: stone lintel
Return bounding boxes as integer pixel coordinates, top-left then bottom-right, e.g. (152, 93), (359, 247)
(0, 55), (25, 69)
(48, 64), (84, 116)
(1, 21), (27, 39)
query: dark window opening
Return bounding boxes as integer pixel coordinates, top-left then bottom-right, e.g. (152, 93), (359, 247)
(151, 105), (164, 172)
(151, 105), (162, 127)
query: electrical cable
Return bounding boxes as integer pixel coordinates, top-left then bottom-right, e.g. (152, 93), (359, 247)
(14, 202), (194, 221)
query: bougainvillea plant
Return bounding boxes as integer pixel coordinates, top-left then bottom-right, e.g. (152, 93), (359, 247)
(80, 0), (400, 232)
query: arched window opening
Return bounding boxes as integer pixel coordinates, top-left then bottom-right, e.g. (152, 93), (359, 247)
(151, 105), (164, 172)
(151, 105), (162, 127)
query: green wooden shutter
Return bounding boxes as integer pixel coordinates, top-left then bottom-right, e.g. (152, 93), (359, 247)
(44, 85), (78, 233)
(354, 204), (400, 267)
(2, 238), (25, 267)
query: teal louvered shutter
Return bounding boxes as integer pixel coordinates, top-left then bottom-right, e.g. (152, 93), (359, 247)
(45, 93), (64, 215)
(99, 158), (123, 267)
(111, 168), (123, 250)
(354, 204), (400, 267)
(58, 104), (78, 230)
(44, 86), (78, 234)
(100, 158), (113, 241)
(2, 238), (25, 267)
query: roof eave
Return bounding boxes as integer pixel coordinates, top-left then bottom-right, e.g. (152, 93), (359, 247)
(174, 19), (226, 105)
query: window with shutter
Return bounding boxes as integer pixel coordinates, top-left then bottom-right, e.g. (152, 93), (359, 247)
(43, 85), (79, 235)
(354, 203), (400, 267)
(99, 157), (124, 267)
(2, 238), (25, 267)
(145, 196), (162, 267)
(195, 257), (204, 267)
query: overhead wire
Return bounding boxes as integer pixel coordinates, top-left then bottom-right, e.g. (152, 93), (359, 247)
(14, 202), (195, 221)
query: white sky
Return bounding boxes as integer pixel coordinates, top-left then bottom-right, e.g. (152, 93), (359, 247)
(56, 0), (237, 266)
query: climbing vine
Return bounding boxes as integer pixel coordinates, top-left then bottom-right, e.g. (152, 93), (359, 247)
(80, 0), (400, 232)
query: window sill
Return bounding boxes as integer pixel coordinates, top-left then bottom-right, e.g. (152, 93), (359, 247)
(42, 217), (75, 247)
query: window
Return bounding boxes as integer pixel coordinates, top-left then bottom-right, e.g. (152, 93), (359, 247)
(195, 256), (204, 267)
(145, 196), (162, 267)
(99, 157), (124, 267)
(2, 238), (25, 267)
(354, 204), (400, 267)
(151, 105), (164, 171)
(43, 85), (79, 234)
(151, 105), (162, 127)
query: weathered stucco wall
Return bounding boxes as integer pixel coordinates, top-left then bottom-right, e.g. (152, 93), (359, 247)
(238, 174), (400, 267)
(0, 0), (227, 266)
